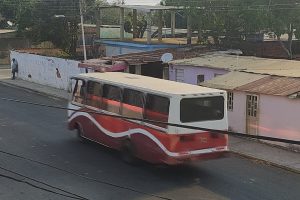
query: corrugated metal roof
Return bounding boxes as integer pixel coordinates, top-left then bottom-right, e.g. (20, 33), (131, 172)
(106, 46), (213, 65)
(200, 72), (268, 90)
(170, 53), (300, 78)
(235, 76), (300, 96)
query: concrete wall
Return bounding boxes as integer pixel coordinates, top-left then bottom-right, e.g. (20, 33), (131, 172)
(169, 65), (229, 84)
(10, 51), (85, 90)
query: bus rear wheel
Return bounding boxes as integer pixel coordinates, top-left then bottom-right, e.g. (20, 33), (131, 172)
(120, 140), (137, 164)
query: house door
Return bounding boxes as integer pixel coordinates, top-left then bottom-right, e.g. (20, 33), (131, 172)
(246, 94), (259, 135)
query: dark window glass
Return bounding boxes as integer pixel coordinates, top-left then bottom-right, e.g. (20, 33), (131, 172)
(86, 81), (102, 108)
(123, 89), (144, 107)
(102, 84), (122, 114)
(144, 94), (170, 128)
(122, 89), (144, 119)
(103, 85), (121, 101)
(180, 97), (224, 123)
(197, 75), (205, 85)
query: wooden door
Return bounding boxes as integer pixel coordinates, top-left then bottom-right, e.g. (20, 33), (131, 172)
(246, 94), (259, 135)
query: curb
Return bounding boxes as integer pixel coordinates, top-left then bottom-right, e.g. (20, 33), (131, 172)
(0, 80), (68, 100)
(230, 150), (300, 174)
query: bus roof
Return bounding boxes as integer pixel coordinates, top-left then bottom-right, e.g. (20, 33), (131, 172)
(76, 72), (224, 95)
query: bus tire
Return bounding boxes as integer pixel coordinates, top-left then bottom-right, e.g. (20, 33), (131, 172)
(76, 123), (85, 142)
(120, 140), (137, 164)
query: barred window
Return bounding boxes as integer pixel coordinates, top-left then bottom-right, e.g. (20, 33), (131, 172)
(227, 92), (233, 111)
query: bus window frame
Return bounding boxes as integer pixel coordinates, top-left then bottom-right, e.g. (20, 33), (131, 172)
(71, 78), (87, 105)
(144, 93), (170, 129)
(121, 88), (146, 119)
(180, 96), (225, 123)
(102, 83), (123, 114)
(86, 80), (103, 108)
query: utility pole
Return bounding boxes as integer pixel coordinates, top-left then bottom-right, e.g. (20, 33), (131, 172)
(79, 0), (87, 72)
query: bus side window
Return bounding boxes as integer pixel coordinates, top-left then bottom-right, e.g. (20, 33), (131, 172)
(144, 94), (170, 128)
(122, 89), (144, 119)
(72, 79), (86, 104)
(86, 81), (102, 108)
(102, 84), (122, 114)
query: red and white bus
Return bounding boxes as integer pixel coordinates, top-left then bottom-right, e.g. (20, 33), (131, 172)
(68, 72), (228, 165)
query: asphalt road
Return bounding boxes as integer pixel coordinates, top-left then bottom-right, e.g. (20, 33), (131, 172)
(0, 84), (299, 200)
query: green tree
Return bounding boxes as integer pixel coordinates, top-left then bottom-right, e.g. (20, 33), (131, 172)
(266, 0), (300, 59)
(163, 0), (300, 59)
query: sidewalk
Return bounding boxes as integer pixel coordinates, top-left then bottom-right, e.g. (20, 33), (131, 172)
(0, 69), (68, 99)
(0, 69), (299, 173)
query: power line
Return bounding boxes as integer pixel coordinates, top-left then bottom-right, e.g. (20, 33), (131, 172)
(0, 150), (173, 200)
(0, 166), (89, 200)
(0, 97), (299, 145)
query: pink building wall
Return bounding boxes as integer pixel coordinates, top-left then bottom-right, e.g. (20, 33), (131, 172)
(229, 91), (300, 144)
(169, 65), (228, 84)
(259, 95), (300, 141)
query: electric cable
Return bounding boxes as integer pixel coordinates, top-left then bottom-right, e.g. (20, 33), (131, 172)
(0, 150), (172, 200)
(0, 166), (90, 200)
(0, 97), (299, 145)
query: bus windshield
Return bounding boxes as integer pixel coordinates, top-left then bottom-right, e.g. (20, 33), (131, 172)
(180, 96), (224, 123)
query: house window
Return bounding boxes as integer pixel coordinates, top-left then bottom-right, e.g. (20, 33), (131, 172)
(163, 65), (169, 80)
(175, 68), (184, 82)
(246, 95), (258, 117)
(227, 92), (233, 111)
(197, 75), (205, 85)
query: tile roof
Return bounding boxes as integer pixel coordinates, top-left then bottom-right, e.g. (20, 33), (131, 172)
(235, 76), (300, 96)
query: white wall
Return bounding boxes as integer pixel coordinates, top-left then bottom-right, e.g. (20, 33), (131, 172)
(228, 91), (247, 133)
(10, 51), (85, 90)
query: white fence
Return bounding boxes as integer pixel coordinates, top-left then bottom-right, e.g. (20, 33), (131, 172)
(10, 51), (85, 90)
